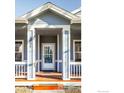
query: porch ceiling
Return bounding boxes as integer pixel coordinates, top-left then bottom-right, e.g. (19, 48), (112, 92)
(35, 28), (62, 36)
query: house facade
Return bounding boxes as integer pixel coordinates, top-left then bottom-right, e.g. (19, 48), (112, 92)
(15, 2), (81, 81)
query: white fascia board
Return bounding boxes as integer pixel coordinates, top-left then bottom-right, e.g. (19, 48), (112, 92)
(71, 19), (81, 24)
(15, 18), (28, 24)
(21, 2), (78, 20)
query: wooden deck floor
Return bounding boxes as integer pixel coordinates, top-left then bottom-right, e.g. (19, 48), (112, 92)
(16, 72), (81, 82)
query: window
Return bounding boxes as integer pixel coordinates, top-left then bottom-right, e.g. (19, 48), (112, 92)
(73, 40), (81, 61)
(15, 40), (24, 61)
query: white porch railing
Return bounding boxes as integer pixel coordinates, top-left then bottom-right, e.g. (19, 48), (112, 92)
(70, 62), (81, 78)
(15, 60), (81, 79)
(15, 62), (27, 78)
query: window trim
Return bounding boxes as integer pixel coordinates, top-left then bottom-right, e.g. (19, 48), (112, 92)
(73, 40), (81, 62)
(15, 40), (24, 62)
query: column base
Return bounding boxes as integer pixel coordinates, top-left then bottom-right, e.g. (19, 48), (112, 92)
(27, 75), (36, 80)
(62, 78), (70, 80)
(27, 78), (35, 80)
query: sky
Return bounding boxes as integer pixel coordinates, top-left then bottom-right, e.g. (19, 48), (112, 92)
(15, 0), (81, 17)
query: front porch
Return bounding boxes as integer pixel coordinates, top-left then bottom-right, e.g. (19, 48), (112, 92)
(15, 24), (81, 80)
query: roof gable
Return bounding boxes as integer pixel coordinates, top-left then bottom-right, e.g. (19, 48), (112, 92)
(29, 10), (70, 25)
(21, 2), (78, 20)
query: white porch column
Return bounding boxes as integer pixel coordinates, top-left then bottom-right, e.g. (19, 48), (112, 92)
(27, 27), (36, 80)
(62, 26), (70, 80)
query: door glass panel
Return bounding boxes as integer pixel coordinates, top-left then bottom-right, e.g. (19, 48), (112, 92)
(44, 47), (53, 55)
(44, 55), (52, 63)
(49, 47), (52, 54)
(44, 45), (53, 63)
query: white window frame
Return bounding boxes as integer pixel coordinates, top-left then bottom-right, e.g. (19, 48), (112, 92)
(15, 40), (24, 62)
(73, 40), (81, 62)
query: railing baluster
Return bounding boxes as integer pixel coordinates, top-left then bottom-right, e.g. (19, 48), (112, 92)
(79, 65), (80, 77)
(23, 65), (25, 76)
(70, 64), (71, 78)
(18, 65), (20, 77)
(15, 62), (27, 78)
(25, 64), (26, 76)
(20, 65), (21, 76)
(22, 65), (24, 76)
(17, 65), (19, 77)
(74, 64), (75, 77)
(15, 65), (17, 76)
(21, 65), (23, 76)
(15, 65), (16, 76)
(40, 60), (41, 72)
(75, 65), (78, 77)
(38, 61), (39, 72)
(20, 65), (22, 76)
(35, 62), (36, 72)
(75, 65), (76, 77)
(80, 65), (81, 77)
(36, 60), (39, 72)
(69, 62), (81, 78)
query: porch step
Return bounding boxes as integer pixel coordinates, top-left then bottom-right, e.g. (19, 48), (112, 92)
(32, 84), (64, 90)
